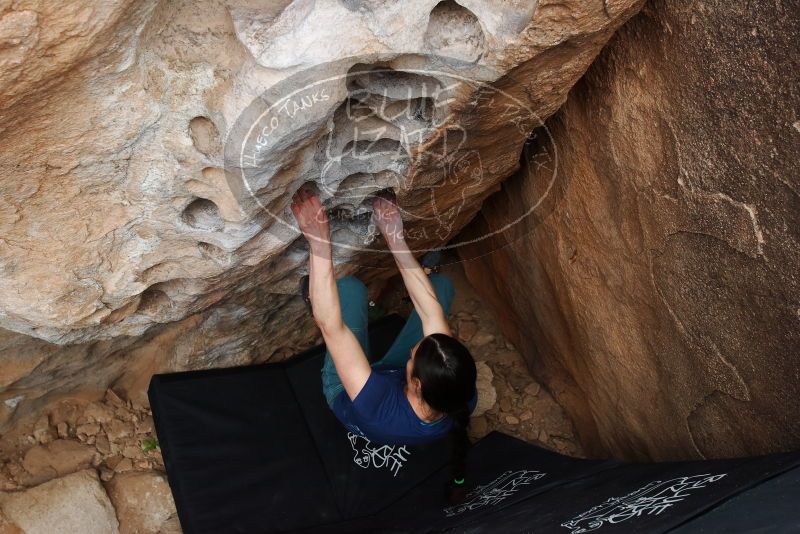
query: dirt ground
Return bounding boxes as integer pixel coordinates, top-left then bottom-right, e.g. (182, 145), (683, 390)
(444, 262), (582, 456)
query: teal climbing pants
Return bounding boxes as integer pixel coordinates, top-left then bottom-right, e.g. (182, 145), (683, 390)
(321, 273), (455, 406)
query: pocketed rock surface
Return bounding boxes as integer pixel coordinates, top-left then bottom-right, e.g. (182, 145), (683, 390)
(0, 0), (644, 439)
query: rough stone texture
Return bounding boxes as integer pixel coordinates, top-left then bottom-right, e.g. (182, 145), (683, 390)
(441, 264), (582, 456)
(472, 360), (496, 417)
(0, 509), (23, 534)
(0, 388), (167, 493)
(0, 1), (643, 433)
(105, 470), (176, 534)
(459, 0), (800, 460)
(19, 439), (95, 486)
(0, 469), (119, 534)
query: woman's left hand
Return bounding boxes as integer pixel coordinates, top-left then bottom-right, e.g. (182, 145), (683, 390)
(372, 195), (404, 246)
(291, 188), (330, 251)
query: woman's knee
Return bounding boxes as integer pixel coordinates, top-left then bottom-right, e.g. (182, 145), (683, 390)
(337, 275), (368, 300)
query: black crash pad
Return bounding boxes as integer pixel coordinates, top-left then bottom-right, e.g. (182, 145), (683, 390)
(148, 315), (800, 533)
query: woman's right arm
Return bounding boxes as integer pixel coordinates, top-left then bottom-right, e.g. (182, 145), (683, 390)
(292, 189), (372, 400)
(372, 196), (451, 337)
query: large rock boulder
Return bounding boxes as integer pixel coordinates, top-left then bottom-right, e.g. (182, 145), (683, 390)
(104, 470), (176, 534)
(0, 469), (119, 534)
(0, 1), (642, 432)
(459, 0), (800, 459)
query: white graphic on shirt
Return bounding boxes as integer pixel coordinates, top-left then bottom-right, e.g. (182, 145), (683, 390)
(444, 469), (546, 517)
(347, 432), (411, 477)
(561, 472), (728, 533)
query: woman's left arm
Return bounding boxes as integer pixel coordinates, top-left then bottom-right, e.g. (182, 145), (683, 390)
(291, 189), (371, 401)
(372, 196), (451, 337)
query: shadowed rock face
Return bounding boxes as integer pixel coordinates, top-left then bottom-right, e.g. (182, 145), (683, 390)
(0, 1), (642, 430)
(459, 0), (800, 460)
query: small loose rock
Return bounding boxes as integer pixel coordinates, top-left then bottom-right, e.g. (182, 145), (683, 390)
(457, 319), (478, 342)
(470, 332), (495, 347)
(524, 383), (541, 397)
(114, 458), (134, 473)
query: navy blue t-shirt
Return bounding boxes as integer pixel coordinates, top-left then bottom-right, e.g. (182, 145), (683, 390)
(331, 364), (477, 446)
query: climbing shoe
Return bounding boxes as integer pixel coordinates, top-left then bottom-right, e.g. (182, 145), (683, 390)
(300, 275), (311, 312)
(421, 250), (443, 274)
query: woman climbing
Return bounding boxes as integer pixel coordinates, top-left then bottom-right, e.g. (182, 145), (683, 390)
(290, 187), (477, 501)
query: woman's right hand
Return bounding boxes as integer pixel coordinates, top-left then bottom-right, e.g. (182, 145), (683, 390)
(291, 188), (330, 253)
(372, 195), (404, 246)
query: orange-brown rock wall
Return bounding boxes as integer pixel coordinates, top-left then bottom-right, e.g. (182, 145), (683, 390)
(460, 0), (800, 460)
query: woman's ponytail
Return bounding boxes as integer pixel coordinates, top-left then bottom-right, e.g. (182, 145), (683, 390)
(411, 333), (477, 505)
(446, 405), (471, 504)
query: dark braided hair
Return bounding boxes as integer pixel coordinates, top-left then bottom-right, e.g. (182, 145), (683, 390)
(412, 333), (477, 504)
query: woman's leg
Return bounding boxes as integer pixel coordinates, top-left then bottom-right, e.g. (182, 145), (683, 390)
(321, 276), (371, 406)
(374, 273), (455, 368)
